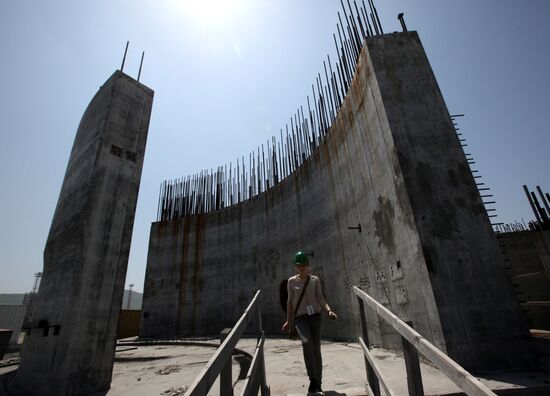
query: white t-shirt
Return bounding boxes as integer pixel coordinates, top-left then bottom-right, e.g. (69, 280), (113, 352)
(287, 274), (328, 316)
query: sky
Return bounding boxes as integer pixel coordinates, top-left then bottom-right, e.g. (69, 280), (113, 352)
(1, 0), (549, 294)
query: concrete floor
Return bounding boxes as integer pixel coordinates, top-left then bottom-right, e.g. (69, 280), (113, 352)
(2, 337), (550, 395)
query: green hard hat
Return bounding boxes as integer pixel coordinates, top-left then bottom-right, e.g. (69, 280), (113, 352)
(293, 251), (309, 265)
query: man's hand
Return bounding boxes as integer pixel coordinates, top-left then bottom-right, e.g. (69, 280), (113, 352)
(282, 321), (290, 332)
(328, 310), (338, 320)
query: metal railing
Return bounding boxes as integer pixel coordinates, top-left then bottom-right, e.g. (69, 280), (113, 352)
(184, 290), (270, 396)
(352, 286), (497, 396)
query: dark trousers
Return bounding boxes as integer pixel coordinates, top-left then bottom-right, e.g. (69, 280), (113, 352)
(294, 313), (322, 385)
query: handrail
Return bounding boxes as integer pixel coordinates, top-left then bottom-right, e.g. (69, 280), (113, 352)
(239, 331), (268, 396)
(358, 337), (397, 396)
(184, 290), (269, 396)
(352, 286), (497, 396)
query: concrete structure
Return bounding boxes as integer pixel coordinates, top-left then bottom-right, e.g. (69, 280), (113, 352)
(0, 329), (13, 360)
(141, 32), (531, 370)
(0, 305), (25, 344)
(497, 229), (550, 330)
(17, 71), (153, 395)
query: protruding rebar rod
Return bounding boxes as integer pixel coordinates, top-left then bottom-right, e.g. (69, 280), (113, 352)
(339, 1), (357, 60)
(354, 1), (367, 39)
(371, 0), (383, 34)
(306, 96), (315, 148)
(366, 0), (379, 35)
(336, 24), (352, 83)
(314, 78), (324, 136)
(524, 185), (543, 225)
(337, 16), (355, 67)
(155, 3), (379, 221)
(536, 186), (550, 217)
(361, 2), (373, 36)
(327, 53), (340, 107)
(323, 60), (335, 121)
(398, 13), (408, 32)
(532, 191), (549, 222)
(137, 51), (145, 82)
(347, 0), (362, 49)
(121, 41), (129, 72)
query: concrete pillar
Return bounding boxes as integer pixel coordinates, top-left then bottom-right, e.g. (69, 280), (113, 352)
(365, 32), (532, 369)
(17, 71), (153, 395)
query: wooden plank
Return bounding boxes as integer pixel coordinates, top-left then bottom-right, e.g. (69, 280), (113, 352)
(415, 338), (496, 396)
(358, 337), (397, 396)
(220, 328), (233, 396)
(353, 287), (497, 396)
(239, 333), (266, 396)
(185, 290), (261, 396)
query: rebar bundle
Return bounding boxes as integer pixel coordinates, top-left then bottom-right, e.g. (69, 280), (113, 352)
(158, 0), (385, 222)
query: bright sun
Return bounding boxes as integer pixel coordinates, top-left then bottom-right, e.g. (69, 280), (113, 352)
(178, 0), (243, 29)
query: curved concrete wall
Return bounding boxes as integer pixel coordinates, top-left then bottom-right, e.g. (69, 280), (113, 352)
(141, 32), (531, 370)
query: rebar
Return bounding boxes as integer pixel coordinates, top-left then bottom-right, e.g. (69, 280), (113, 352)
(157, 1), (386, 221)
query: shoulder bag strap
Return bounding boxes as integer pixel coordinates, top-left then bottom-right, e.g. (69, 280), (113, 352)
(292, 275), (310, 320)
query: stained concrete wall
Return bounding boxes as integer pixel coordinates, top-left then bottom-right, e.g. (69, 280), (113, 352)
(17, 71), (153, 395)
(497, 230), (550, 330)
(141, 32), (531, 370)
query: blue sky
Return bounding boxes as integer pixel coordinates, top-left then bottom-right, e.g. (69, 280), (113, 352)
(1, 0), (549, 293)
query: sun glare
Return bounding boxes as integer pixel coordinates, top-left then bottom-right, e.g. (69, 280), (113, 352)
(178, 0), (243, 30)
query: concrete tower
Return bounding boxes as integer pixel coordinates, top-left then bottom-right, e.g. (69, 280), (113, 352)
(17, 71), (153, 395)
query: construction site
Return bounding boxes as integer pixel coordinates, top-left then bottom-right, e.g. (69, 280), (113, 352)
(1, 1), (550, 395)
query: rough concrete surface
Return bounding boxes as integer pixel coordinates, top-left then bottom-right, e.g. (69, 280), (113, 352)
(496, 230), (550, 330)
(15, 70), (154, 396)
(2, 338), (549, 396)
(140, 31), (530, 370)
